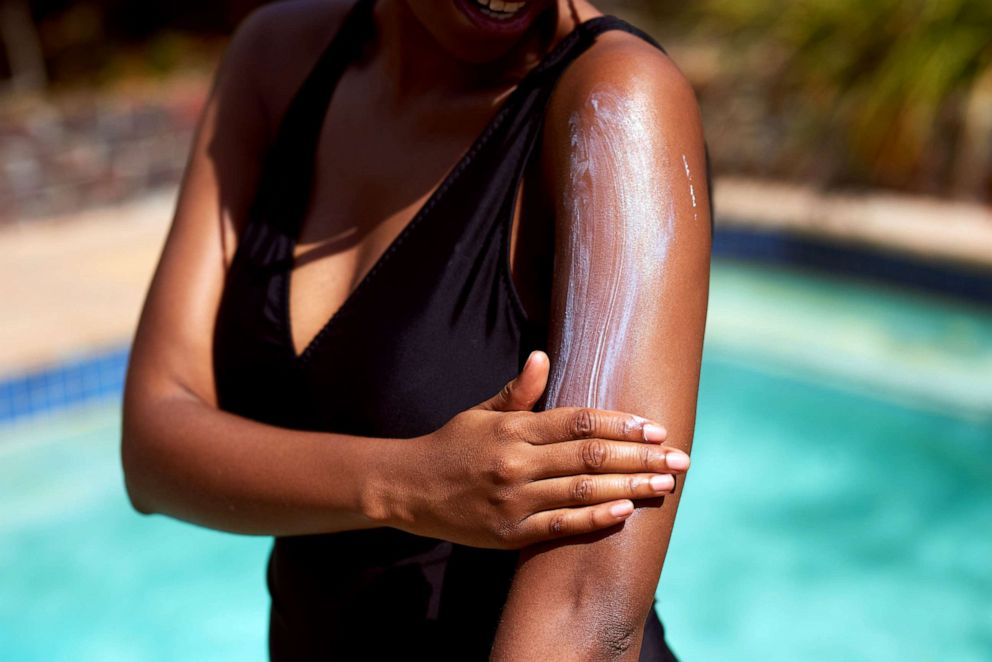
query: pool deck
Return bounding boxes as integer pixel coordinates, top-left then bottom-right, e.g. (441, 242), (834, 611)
(1, 178), (990, 379)
(716, 178), (992, 270)
(0, 191), (173, 376)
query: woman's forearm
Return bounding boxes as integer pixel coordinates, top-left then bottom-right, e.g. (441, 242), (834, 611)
(121, 385), (402, 536)
(123, 352), (693, 550)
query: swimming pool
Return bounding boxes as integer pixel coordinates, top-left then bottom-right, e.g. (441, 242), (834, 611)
(2, 258), (990, 661)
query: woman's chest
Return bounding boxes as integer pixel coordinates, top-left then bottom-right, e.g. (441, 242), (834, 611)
(214, 250), (531, 439)
(213, 179), (543, 439)
(213, 70), (555, 436)
(289, 79), (554, 357)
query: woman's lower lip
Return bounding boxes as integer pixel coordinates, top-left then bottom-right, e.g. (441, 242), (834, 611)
(454, 0), (539, 35)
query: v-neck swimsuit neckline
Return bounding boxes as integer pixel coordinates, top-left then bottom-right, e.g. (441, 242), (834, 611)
(281, 0), (625, 363)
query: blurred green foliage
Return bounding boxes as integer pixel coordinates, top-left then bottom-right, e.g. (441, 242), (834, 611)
(660, 0), (992, 197)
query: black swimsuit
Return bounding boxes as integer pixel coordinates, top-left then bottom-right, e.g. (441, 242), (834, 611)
(213, 0), (678, 658)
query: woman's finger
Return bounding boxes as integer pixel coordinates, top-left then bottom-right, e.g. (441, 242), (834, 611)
(532, 439), (690, 479)
(522, 406), (667, 445)
(525, 473), (675, 510)
(473, 351), (549, 412)
(516, 500), (635, 545)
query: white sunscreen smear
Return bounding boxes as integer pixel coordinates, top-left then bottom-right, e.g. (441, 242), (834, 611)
(681, 153), (698, 222)
(546, 85), (675, 410)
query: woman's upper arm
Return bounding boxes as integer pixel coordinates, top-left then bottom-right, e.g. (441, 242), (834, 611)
(493, 39), (711, 659)
(124, 12), (269, 411)
(125, 3), (340, 407)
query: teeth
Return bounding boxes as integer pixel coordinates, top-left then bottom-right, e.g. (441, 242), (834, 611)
(472, 0), (526, 20)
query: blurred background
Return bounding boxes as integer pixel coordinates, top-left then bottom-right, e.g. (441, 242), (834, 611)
(1, 0), (989, 660)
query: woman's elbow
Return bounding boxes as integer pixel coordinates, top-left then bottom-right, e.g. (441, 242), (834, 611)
(119, 383), (167, 517)
(120, 416), (156, 516)
(588, 602), (653, 661)
(123, 475), (155, 516)
(552, 584), (654, 660)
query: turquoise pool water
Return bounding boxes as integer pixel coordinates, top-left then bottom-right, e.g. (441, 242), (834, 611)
(2, 259), (990, 661)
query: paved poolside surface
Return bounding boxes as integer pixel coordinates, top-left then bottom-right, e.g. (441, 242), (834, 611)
(1, 179), (990, 378)
(0, 191), (173, 376)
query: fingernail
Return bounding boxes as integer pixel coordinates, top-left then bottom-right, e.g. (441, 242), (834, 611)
(666, 451), (690, 471)
(610, 501), (634, 518)
(523, 351), (536, 371)
(643, 423), (666, 442)
(650, 474), (675, 492)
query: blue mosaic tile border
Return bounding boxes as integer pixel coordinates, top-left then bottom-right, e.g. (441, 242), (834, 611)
(713, 226), (992, 303)
(0, 346), (130, 424)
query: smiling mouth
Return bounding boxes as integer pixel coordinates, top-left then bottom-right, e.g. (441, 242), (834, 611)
(470, 0), (527, 21)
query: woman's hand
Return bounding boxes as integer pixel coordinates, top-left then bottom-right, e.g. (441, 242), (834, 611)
(373, 351), (690, 549)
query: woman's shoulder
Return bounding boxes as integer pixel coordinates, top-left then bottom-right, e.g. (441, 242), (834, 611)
(538, 21), (709, 231)
(224, 0), (357, 132)
(549, 25), (699, 124)
(541, 23), (705, 177)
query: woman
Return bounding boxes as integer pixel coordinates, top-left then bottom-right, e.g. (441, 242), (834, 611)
(121, 0), (711, 659)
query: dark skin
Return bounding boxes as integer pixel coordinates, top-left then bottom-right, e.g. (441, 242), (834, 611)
(121, 0), (709, 659)
(493, 28), (711, 659)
